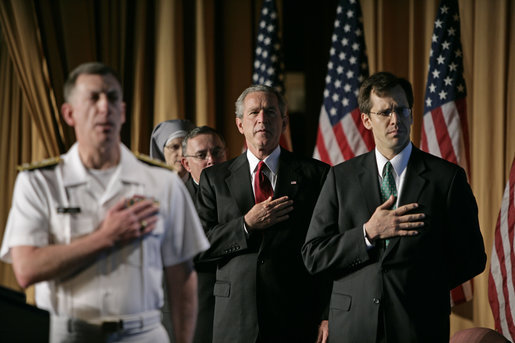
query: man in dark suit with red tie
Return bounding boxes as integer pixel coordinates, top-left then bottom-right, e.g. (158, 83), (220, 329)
(302, 72), (486, 342)
(196, 85), (330, 343)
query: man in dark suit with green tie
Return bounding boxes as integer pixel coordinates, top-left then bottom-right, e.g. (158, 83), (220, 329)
(302, 72), (486, 343)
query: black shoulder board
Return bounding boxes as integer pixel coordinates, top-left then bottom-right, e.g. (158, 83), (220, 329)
(17, 156), (61, 172)
(134, 152), (174, 171)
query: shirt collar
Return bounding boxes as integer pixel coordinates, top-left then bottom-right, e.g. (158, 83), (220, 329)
(190, 174), (199, 186)
(246, 145), (281, 175)
(375, 142), (412, 178)
(62, 143), (142, 186)
(61, 143), (88, 186)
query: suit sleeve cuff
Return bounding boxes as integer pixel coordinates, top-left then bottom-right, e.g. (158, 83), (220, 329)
(363, 224), (374, 250)
(243, 222), (250, 238)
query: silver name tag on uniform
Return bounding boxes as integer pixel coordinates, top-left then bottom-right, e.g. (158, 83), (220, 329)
(57, 207), (81, 214)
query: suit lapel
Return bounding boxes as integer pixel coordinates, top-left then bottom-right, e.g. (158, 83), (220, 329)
(274, 149), (300, 200)
(185, 176), (198, 200)
(358, 151), (382, 216)
(259, 149), (300, 253)
(383, 147), (427, 258)
(226, 153), (255, 216)
(397, 147), (427, 206)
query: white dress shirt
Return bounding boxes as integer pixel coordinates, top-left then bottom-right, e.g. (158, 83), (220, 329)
(364, 142), (413, 247)
(242, 146), (281, 234)
(246, 145), (281, 195)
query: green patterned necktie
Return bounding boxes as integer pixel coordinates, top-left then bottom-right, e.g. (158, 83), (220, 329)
(380, 161), (397, 248)
(380, 161), (397, 208)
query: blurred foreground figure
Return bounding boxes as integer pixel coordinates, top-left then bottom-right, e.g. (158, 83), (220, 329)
(0, 62), (209, 343)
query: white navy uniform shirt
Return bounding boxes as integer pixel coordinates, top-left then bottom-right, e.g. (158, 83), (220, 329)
(0, 143), (209, 321)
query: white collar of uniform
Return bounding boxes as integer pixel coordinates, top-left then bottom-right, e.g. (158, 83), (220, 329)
(61, 143), (88, 187)
(246, 145), (281, 175)
(61, 143), (142, 187)
(375, 142), (412, 178)
(118, 144), (146, 184)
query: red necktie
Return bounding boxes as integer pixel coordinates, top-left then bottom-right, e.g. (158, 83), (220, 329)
(254, 161), (273, 203)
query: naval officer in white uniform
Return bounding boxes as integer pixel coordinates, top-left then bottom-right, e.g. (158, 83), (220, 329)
(0, 62), (209, 343)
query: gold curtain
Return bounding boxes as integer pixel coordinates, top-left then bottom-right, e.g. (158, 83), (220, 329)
(36, 0), (130, 149)
(0, 0), (513, 335)
(130, 0), (156, 152)
(0, 29), (29, 294)
(209, 0), (254, 153)
(0, 0), (65, 301)
(0, 0), (64, 157)
(153, 0), (186, 127)
(195, 0), (216, 127)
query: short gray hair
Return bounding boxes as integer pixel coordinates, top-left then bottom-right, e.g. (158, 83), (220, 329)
(234, 85), (287, 119)
(64, 62), (121, 102)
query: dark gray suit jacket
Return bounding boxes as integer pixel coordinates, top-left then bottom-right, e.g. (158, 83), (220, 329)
(181, 174), (216, 343)
(184, 175), (198, 201)
(302, 146), (486, 343)
(196, 149), (330, 343)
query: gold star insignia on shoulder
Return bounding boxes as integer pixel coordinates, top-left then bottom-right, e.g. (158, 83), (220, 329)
(134, 152), (174, 171)
(17, 156), (62, 172)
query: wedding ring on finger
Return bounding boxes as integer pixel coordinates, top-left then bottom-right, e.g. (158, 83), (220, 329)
(140, 220), (147, 232)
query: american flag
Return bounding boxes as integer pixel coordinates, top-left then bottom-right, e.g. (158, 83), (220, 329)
(421, 0), (470, 172)
(313, 0), (373, 165)
(489, 157), (515, 341)
(252, 0), (292, 151)
(421, 0), (473, 306)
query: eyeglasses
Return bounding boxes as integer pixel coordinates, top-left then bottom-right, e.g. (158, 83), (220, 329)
(184, 148), (225, 160)
(369, 107), (412, 118)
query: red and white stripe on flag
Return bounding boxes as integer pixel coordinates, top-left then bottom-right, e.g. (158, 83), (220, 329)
(450, 275), (473, 307)
(420, 0), (473, 306)
(312, 0), (374, 166)
(314, 106), (373, 165)
(489, 157), (515, 341)
(420, 97), (471, 174)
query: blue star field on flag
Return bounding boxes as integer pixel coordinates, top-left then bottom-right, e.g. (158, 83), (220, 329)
(252, 0), (284, 94)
